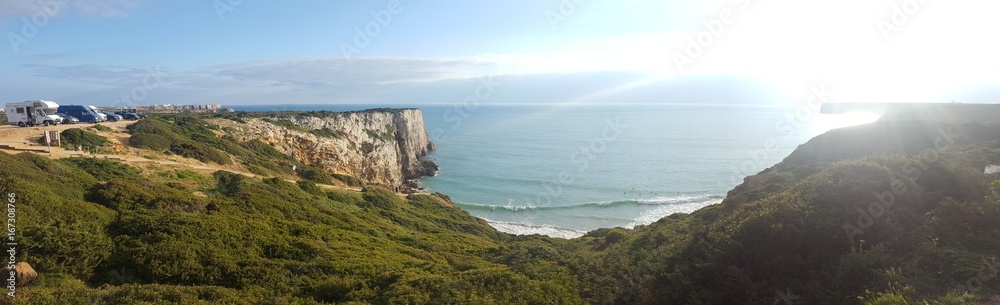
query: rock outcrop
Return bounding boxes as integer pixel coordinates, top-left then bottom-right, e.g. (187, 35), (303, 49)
(1, 262), (37, 286)
(211, 109), (437, 187)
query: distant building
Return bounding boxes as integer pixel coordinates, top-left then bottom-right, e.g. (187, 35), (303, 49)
(137, 104), (232, 113)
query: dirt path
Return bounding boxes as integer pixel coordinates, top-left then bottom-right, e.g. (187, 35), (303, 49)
(0, 120), (133, 143)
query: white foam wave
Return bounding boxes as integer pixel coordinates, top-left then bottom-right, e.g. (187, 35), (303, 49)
(483, 219), (588, 239)
(634, 195), (712, 205)
(625, 198), (723, 229)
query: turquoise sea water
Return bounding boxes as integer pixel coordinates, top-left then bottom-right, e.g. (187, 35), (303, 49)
(231, 104), (869, 238)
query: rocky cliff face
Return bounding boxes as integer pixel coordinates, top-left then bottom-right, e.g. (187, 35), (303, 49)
(210, 109), (437, 187)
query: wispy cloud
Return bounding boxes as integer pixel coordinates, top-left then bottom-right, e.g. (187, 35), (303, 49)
(0, 0), (146, 18)
(8, 55), (794, 106)
(22, 63), (169, 85)
(208, 57), (502, 87)
(10, 48), (1000, 106)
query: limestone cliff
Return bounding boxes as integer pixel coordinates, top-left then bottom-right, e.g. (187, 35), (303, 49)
(210, 109), (437, 188)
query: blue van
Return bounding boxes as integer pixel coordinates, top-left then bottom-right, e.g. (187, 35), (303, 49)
(57, 105), (105, 124)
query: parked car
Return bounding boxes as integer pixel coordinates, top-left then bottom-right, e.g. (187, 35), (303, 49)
(88, 106), (107, 121)
(57, 105), (104, 124)
(56, 113), (79, 124)
(115, 111), (140, 120)
(103, 112), (122, 122)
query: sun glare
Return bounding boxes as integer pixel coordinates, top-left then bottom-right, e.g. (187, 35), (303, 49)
(813, 111), (881, 133)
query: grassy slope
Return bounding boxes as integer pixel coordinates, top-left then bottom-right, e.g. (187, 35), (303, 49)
(4, 117), (1000, 304)
(3, 153), (581, 304)
(557, 121), (1000, 304)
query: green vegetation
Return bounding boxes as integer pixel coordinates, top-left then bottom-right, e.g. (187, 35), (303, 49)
(59, 158), (142, 181)
(262, 118), (311, 133)
(7, 119), (1000, 304)
(0, 152), (579, 304)
(295, 165), (333, 184)
(310, 127), (343, 139)
(60, 128), (109, 152)
(548, 121), (1000, 304)
(127, 117), (232, 165)
(88, 124), (113, 132)
(366, 124), (396, 141)
(262, 118), (343, 139)
(333, 173), (364, 187)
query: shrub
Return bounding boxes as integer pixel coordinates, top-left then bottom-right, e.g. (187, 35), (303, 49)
(129, 133), (173, 151)
(362, 187), (403, 209)
(60, 128), (109, 152)
(59, 158), (142, 181)
(333, 173), (364, 187)
(170, 142), (232, 165)
(310, 128), (343, 139)
(88, 124), (112, 132)
(127, 118), (233, 165)
(297, 166), (332, 184)
(297, 180), (323, 195)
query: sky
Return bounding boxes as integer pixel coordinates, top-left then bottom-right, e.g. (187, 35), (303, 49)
(0, 0), (999, 107)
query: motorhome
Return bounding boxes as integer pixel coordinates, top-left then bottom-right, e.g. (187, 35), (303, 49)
(4, 100), (62, 127)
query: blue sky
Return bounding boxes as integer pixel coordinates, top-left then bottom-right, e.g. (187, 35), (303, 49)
(1, 0), (999, 106)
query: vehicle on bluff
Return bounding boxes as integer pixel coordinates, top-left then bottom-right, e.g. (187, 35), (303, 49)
(56, 113), (80, 124)
(4, 100), (62, 127)
(57, 104), (105, 124)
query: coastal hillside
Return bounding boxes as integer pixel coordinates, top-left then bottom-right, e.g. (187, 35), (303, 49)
(557, 121), (1000, 304)
(125, 110), (437, 190)
(4, 115), (1000, 304)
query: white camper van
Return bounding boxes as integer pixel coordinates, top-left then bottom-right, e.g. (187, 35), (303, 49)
(4, 100), (62, 127)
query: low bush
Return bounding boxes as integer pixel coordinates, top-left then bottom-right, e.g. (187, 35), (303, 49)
(297, 165), (332, 184)
(88, 124), (112, 132)
(59, 158), (142, 181)
(332, 173), (364, 187)
(60, 128), (109, 152)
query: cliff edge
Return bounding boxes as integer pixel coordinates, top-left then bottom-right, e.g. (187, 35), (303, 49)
(211, 109), (437, 188)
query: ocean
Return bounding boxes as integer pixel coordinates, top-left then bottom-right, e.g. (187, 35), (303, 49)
(230, 104), (877, 238)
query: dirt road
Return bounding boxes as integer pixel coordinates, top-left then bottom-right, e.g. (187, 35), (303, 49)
(0, 121), (135, 144)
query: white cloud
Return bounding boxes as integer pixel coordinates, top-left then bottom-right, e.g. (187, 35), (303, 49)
(207, 57), (503, 87)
